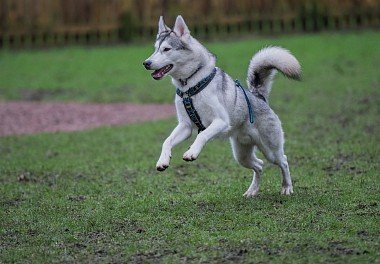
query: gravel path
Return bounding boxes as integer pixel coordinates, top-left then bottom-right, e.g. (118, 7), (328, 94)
(0, 102), (175, 137)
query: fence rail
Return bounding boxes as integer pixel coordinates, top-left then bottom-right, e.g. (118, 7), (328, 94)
(0, 0), (379, 48)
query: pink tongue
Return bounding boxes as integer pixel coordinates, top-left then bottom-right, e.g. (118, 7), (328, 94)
(152, 69), (165, 79)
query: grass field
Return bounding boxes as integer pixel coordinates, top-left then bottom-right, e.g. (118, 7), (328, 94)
(1, 31), (379, 263)
(0, 31), (379, 103)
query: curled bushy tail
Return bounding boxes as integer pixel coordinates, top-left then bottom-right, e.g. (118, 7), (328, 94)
(247, 46), (301, 99)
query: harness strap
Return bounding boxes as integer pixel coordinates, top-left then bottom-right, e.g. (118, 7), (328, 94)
(183, 97), (206, 132)
(176, 68), (217, 133)
(176, 68), (217, 98)
(235, 80), (255, 124)
(176, 70), (262, 132)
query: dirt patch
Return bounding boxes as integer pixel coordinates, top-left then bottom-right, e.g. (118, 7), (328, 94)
(20, 88), (69, 101)
(0, 101), (175, 136)
(68, 195), (87, 202)
(322, 153), (352, 175)
(328, 241), (364, 256)
(2, 198), (24, 208)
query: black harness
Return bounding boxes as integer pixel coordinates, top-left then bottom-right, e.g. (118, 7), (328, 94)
(176, 68), (266, 133)
(176, 68), (217, 133)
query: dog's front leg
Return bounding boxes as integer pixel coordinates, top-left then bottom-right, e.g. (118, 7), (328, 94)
(183, 119), (228, 161)
(157, 122), (192, 171)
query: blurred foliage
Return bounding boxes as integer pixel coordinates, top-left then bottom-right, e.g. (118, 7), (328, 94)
(2, 0), (379, 29)
(119, 11), (135, 42)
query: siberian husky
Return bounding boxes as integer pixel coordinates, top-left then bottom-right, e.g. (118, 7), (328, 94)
(143, 16), (301, 197)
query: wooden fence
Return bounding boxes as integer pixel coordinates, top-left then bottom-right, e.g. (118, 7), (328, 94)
(0, 0), (379, 48)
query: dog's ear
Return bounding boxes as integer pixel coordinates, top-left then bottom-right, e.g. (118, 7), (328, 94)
(157, 16), (170, 36)
(173, 15), (190, 39)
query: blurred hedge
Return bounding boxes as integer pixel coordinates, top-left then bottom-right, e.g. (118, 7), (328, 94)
(0, 0), (379, 47)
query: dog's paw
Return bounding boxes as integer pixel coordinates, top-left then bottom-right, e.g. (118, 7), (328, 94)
(281, 185), (293, 195)
(183, 149), (198, 162)
(156, 163), (169, 171)
(243, 187), (259, 198)
(156, 156), (170, 171)
(255, 158), (264, 166)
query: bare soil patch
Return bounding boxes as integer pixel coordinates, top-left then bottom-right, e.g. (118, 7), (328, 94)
(0, 101), (175, 136)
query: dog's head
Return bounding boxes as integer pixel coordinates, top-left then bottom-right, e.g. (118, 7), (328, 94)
(143, 16), (195, 80)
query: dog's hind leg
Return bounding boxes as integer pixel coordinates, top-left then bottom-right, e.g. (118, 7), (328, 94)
(259, 143), (293, 195)
(278, 154), (293, 195)
(230, 137), (263, 197)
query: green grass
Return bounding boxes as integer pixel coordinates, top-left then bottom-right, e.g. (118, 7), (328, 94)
(1, 31), (380, 262)
(0, 31), (379, 103)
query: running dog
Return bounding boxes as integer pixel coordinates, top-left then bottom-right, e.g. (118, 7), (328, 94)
(143, 16), (301, 197)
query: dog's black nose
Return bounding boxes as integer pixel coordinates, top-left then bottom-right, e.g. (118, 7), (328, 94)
(143, 60), (152, 69)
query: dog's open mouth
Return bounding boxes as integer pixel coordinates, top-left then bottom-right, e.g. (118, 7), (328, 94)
(151, 64), (173, 80)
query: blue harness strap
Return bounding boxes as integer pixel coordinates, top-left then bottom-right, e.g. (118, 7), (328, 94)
(176, 68), (217, 133)
(182, 97), (206, 132)
(234, 79), (255, 124)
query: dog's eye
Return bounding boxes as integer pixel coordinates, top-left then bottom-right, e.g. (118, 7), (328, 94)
(163, 47), (171, 52)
